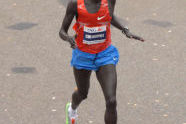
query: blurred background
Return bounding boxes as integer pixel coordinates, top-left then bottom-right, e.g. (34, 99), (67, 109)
(0, 0), (185, 124)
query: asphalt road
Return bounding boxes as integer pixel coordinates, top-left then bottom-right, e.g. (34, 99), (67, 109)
(0, 0), (185, 124)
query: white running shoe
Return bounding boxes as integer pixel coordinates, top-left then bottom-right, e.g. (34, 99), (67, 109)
(65, 102), (78, 124)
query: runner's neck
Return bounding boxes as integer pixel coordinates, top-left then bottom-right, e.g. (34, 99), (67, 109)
(89, 0), (101, 4)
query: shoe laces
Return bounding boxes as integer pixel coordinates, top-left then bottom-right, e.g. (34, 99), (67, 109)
(69, 109), (78, 118)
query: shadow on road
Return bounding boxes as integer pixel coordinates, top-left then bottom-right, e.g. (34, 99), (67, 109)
(7, 22), (38, 30)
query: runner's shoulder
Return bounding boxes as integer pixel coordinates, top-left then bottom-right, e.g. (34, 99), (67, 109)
(67, 0), (77, 15)
(108, 0), (116, 6)
(67, 0), (77, 7)
(71, 0), (77, 5)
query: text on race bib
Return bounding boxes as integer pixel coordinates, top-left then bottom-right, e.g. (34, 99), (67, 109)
(83, 25), (107, 44)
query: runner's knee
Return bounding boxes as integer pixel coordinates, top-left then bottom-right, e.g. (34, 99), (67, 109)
(78, 90), (88, 100)
(106, 97), (117, 110)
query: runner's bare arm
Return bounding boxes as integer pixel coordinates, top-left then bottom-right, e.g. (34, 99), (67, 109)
(109, 0), (129, 33)
(111, 15), (144, 42)
(111, 15), (128, 33)
(59, 0), (77, 48)
(109, 0), (144, 42)
(109, 0), (127, 31)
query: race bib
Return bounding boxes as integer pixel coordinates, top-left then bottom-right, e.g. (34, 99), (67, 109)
(83, 25), (106, 44)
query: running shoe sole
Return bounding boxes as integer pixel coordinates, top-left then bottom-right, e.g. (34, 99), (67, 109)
(66, 102), (76, 124)
(65, 102), (71, 124)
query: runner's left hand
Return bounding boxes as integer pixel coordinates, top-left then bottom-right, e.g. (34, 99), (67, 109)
(122, 30), (145, 42)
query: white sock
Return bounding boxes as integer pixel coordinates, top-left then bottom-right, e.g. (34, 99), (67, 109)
(68, 103), (77, 118)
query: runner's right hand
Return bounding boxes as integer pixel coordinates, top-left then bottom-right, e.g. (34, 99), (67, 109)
(68, 36), (77, 49)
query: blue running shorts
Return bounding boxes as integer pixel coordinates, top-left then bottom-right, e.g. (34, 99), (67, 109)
(71, 45), (119, 71)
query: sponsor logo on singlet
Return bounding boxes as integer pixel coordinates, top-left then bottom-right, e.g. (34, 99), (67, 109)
(97, 15), (106, 20)
(83, 25), (106, 45)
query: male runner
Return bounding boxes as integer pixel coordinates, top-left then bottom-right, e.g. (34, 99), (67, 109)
(59, 0), (144, 124)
